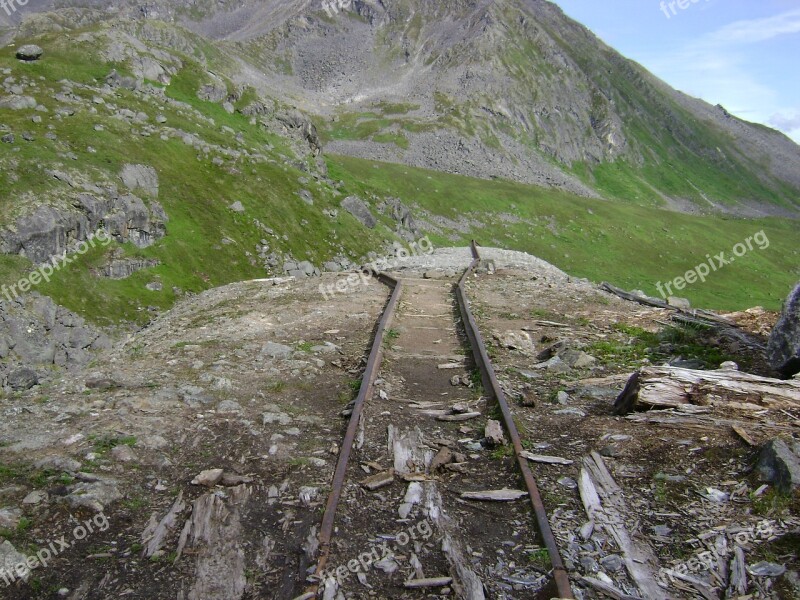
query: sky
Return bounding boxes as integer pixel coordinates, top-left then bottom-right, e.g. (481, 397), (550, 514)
(552, 0), (800, 143)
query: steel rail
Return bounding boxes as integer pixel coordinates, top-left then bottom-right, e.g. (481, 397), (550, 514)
(307, 270), (403, 595)
(456, 241), (574, 600)
(305, 246), (573, 599)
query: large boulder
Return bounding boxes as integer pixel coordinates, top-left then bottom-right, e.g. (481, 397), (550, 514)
(768, 283), (800, 377)
(341, 196), (377, 229)
(756, 439), (800, 493)
(15, 45), (43, 61)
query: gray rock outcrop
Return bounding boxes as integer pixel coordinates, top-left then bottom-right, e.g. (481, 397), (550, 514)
(0, 191), (168, 264)
(0, 293), (112, 387)
(768, 283), (800, 377)
(120, 164), (159, 198)
(276, 110), (322, 156)
(341, 196), (377, 229)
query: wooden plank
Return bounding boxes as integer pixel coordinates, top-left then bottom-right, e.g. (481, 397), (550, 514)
(405, 577), (454, 588)
(423, 482), (486, 599)
(579, 452), (666, 600)
(519, 451), (573, 465)
(461, 489), (528, 502)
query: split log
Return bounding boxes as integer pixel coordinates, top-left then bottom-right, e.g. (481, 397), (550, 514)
(579, 452), (665, 600)
(613, 366), (800, 415)
(580, 576), (641, 600)
(141, 491), (186, 558)
(422, 482), (486, 599)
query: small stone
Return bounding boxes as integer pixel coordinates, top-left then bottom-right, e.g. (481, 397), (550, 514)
(558, 477), (578, 489)
(747, 561), (786, 578)
(111, 445), (137, 463)
(600, 554), (624, 572)
(191, 468), (224, 487)
(556, 391), (569, 405)
(23, 490), (48, 505)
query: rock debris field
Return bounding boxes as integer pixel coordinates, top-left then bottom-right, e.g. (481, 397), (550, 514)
(0, 247), (798, 599)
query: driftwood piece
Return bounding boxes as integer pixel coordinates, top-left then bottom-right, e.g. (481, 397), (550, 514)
(600, 282), (734, 326)
(185, 485), (251, 600)
(423, 482), (486, 599)
(579, 452), (665, 600)
(580, 576), (641, 600)
(461, 489), (528, 502)
(519, 451), (573, 465)
(141, 491), (186, 558)
(613, 366), (800, 415)
(405, 577), (454, 588)
(625, 409), (797, 434)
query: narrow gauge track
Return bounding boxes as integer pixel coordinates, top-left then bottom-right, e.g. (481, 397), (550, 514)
(304, 243), (573, 600)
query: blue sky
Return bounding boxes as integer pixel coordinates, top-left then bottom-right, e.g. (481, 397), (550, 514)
(552, 0), (800, 143)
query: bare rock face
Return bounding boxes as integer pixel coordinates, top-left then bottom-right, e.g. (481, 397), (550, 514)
(120, 163), (159, 198)
(0, 190), (168, 264)
(768, 282), (800, 377)
(341, 195), (377, 229)
(0, 293), (111, 387)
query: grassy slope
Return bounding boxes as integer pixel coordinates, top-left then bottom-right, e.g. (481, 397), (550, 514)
(0, 30), (387, 325)
(329, 155), (799, 311)
(0, 24), (796, 330)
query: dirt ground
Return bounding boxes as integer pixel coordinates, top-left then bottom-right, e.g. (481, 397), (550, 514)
(0, 259), (798, 600)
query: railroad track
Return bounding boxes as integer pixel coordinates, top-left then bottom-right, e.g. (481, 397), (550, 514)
(303, 243), (573, 599)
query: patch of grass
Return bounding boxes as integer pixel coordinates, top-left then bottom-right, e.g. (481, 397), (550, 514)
(90, 434), (138, 455)
(751, 489), (798, 518)
(267, 380), (287, 393)
(329, 155), (799, 311)
(590, 322), (739, 369)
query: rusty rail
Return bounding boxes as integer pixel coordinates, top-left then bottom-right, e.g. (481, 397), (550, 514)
(306, 245), (573, 599)
(456, 241), (574, 600)
(309, 270), (403, 594)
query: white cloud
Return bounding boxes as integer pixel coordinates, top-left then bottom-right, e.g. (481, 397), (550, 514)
(706, 8), (800, 45)
(642, 9), (800, 142)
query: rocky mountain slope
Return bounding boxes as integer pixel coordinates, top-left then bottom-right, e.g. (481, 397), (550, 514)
(0, 2), (797, 389)
(5, 0), (799, 215)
